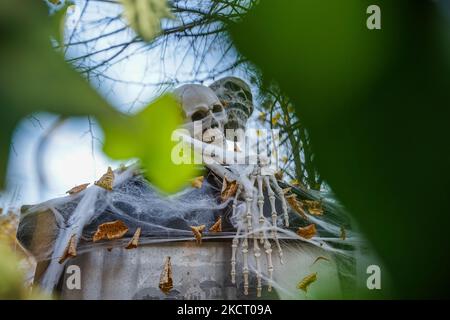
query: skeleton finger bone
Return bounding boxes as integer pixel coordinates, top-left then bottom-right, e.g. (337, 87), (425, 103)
(264, 239), (274, 292)
(253, 237), (262, 297)
(245, 174), (256, 235)
(270, 175), (289, 227)
(242, 237), (249, 295)
(264, 176), (278, 239)
(263, 176), (284, 264)
(257, 175), (265, 243)
(230, 185), (242, 284)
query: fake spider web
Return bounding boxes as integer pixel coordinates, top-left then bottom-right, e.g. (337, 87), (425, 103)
(16, 159), (362, 297)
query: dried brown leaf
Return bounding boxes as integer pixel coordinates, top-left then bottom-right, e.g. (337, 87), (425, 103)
(159, 256), (173, 295)
(59, 234), (77, 264)
(296, 223), (316, 239)
(285, 194), (308, 220)
(209, 217), (222, 232)
(274, 170), (283, 180)
(312, 256), (330, 266)
(297, 272), (317, 293)
(221, 178), (238, 202)
(94, 166), (114, 191)
(191, 176), (204, 189)
(66, 183), (90, 195)
(191, 225), (206, 244)
(125, 227), (141, 249)
(340, 225), (346, 240)
(93, 220), (128, 242)
(303, 200), (324, 215)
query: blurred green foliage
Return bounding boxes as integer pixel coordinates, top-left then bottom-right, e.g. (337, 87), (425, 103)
(0, 0), (194, 298)
(0, 241), (49, 299)
(103, 95), (197, 193)
(0, 0), (194, 193)
(229, 0), (450, 298)
(120, 0), (173, 41)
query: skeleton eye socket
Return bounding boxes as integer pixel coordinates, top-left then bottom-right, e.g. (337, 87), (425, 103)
(191, 110), (207, 122)
(212, 104), (223, 113)
(237, 92), (247, 101)
(225, 82), (241, 92)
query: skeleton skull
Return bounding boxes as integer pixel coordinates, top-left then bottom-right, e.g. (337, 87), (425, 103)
(173, 84), (227, 145)
(209, 77), (254, 133)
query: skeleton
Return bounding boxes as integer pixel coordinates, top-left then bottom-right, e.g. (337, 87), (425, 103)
(173, 84), (227, 147)
(174, 78), (290, 297)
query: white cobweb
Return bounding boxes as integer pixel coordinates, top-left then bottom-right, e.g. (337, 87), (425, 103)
(16, 136), (365, 297)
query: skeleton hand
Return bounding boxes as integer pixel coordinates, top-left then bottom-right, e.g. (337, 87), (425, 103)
(208, 158), (289, 297)
(229, 162), (289, 297)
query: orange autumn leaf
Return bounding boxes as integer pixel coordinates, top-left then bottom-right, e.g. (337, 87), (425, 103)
(285, 194), (308, 220)
(296, 224), (316, 239)
(297, 272), (317, 293)
(125, 227), (141, 249)
(59, 234), (77, 264)
(191, 176), (204, 189)
(221, 178), (238, 202)
(93, 220), (128, 242)
(209, 217), (222, 232)
(303, 200), (324, 216)
(66, 183), (90, 195)
(159, 256), (173, 295)
(191, 225), (206, 244)
(95, 166), (114, 191)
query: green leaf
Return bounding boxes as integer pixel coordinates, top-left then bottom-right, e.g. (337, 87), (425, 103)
(0, 0), (115, 187)
(49, 0), (73, 45)
(120, 0), (173, 41)
(102, 95), (197, 193)
(229, 0), (450, 298)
